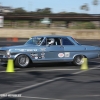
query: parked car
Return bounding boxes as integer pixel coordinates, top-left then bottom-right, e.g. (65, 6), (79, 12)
(0, 35), (100, 68)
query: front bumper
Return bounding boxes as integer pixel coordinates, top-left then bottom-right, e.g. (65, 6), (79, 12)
(0, 58), (8, 64)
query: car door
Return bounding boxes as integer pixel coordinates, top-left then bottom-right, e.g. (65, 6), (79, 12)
(62, 37), (85, 61)
(40, 37), (64, 62)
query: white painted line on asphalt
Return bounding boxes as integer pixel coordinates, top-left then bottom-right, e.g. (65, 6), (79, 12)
(17, 68), (79, 72)
(21, 94), (100, 100)
(3, 77), (64, 94)
(0, 71), (5, 73)
(89, 61), (100, 63)
(0, 68), (20, 73)
(0, 68), (79, 73)
(73, 65), (100, 75)
(0, 60), (99, 73)
(2, 65), (100, 96)
(21, 96), (64, 100)
(92, 68), (100, 69)
(67, 94), (100, 97)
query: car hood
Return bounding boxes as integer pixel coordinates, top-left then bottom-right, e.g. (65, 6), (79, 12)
(0, 44), (39, 51)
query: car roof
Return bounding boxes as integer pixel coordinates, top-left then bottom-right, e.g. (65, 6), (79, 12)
(32, 35), (72, 38)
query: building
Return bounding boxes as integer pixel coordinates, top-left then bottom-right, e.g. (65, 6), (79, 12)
(0, 4), (14, 13)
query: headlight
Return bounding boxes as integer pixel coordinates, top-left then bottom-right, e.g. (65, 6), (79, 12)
(6, 50), (11, 58)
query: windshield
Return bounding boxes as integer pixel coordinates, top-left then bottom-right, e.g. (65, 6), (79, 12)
(25, 37), (44, 45)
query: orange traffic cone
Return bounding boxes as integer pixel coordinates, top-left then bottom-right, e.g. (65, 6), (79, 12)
(12, 38), (18, 42)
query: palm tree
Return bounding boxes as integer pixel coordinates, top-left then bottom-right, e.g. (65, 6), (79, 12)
(80, 3), (89, 13)
(92, 0), (98, 14)
(93, 0), (98, 5)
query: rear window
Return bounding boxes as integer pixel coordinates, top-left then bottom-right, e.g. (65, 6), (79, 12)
(71, 37), (81, 45)
(62, 38), (74, 45)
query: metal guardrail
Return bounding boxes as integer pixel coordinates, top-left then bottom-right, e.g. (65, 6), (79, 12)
(1, 14), (100, 21)
(2, 13), (100, 16)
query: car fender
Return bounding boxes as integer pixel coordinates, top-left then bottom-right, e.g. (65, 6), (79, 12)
(73, 54), (86, 59)
(13, 53), (32, 61)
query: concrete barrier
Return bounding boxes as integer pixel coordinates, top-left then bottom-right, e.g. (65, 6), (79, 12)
(0, 37), (28, 42)
(0, 28), (100, 39)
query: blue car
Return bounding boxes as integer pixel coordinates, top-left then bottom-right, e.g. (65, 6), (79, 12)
(0, 35), (100, 68)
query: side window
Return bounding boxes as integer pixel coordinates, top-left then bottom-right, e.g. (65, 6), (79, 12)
(42, 37), (61, 45)
(47, 38), (61, 45)
(42, 39), (47, 45)
(54, 38), (61, 45)
(62, 38), (74, 45)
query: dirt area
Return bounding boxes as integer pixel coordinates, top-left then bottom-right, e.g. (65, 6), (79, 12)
(0, 28), (100, 39)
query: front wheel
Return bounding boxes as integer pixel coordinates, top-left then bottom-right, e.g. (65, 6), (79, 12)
(15, 54), (30, 68)
(73, 55), (84, 66)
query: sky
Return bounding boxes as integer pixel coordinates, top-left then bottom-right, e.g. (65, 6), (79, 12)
(0, 0), (100, 14)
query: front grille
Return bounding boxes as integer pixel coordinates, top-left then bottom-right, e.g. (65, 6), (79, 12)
(0, 50), (6, 57)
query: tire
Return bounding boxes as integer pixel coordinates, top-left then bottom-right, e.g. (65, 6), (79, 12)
(15, 54), (30, 68)
(73, 55), (84, 66)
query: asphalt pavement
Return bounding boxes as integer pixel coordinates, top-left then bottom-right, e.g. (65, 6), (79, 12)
(0, 39), (100, 100)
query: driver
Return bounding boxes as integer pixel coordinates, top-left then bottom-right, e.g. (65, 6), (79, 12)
(48, 38), (55, 45)
(36, 38), (43, 45)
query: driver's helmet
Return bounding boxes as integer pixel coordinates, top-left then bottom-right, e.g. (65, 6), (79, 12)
(48, 38), (55, 45)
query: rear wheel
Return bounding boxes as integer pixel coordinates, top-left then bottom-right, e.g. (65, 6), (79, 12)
(73, 55), (84, 66)
(15, 54), (30, 68)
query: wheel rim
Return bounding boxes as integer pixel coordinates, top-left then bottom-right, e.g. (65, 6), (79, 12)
(75, 55), (84, 65)
(18, 55), (29, 67)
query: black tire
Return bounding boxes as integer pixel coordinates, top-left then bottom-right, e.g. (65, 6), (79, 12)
(73, 55), (84, 66)
(15, 54), (30, 68)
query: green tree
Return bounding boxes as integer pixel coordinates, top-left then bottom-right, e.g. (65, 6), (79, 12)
(93, 0), (98, 5)
(13, 7), (27, 14)
(58, 11), (67, 14)
(76, 22), (96, 29)
(36, 9), (43, 13)
(43, 8), (52, 14)
(36, 8), (52, 14)
(83, 22), (96, 29)
(80, 3), (89, 13)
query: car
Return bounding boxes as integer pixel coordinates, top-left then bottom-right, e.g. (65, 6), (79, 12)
(0, 35), (100, 68)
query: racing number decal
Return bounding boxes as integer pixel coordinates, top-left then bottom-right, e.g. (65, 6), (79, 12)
(65, 52), (70, 57)
(58, 52), (70, 58)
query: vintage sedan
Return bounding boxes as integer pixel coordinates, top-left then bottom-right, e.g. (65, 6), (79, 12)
(0, 35), (100, 68)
